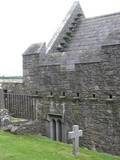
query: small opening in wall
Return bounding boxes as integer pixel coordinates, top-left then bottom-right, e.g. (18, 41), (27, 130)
(62, 92), (65, 96)
(109, 94), (112, 99)
(3, 89), (8, 93)
(77, 93), (80, 97)
(92, 94), (96, 98)
(3, 89), (8, 98)
(50, 91), (53, 96)
(35, 91), (38, 95)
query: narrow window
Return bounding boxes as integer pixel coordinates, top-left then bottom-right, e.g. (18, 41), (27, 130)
(93, 94), (96, 98)
(35, 91), (38, 95)
(62, 92), (65, 96)
(3, 89), (7, 93)
(77, 93), (80, 97)
(3, 89), (8, 98)
(109, 94), (112, 99)
(50, 91), (53, 96)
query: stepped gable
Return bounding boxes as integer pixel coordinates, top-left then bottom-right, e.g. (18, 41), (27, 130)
(43, 2), (120, 65)
(46, 1), (85, 54)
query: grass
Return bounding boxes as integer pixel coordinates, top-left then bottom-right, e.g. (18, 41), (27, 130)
(0, 131), (120, 160)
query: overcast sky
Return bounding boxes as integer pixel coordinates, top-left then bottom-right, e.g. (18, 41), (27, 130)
(0, 0), (120, 76)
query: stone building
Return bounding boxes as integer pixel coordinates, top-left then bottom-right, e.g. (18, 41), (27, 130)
(23, 1), (120, 155)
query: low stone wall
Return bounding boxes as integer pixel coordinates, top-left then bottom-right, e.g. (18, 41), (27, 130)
(13, 120), (41, 135)
(4, 120), (41, 135)
(1, 82), (24, 94)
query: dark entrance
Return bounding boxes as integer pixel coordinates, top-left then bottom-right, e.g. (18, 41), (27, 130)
(48, 114), (63, 142)
(52, 119), (56, 140)
(58, 119), (62, 141)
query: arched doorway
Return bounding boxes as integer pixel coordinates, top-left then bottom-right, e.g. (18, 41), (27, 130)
(48, 114), (63, 142)
(52, 119), (56, 140)
(57, 119), (62, 141)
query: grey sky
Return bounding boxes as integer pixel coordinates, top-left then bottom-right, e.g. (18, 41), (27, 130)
(0, 0), (120, 76)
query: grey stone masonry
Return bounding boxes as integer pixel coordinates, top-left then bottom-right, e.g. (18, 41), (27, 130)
(0, 89), (5, 109)
(22, 1), (120, 156)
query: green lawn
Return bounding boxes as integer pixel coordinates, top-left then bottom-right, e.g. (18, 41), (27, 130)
(0, 131), (120, 160)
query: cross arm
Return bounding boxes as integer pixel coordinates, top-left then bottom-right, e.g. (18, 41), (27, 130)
(68, 131), (74, 139)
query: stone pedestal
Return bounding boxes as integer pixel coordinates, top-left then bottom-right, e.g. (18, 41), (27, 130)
(0, 109), (10, 127)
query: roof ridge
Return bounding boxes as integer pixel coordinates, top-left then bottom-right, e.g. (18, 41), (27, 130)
(86, 11), (120, 21)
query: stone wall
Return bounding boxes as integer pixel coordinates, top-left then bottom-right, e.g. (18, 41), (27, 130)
(1, 83), (24, 94)
(10, 120), (41, 135)
(0, 90), (5, 109)
(23, 53), (40, 94)
(22, 45), (120, 155)
(35, 95), (120, 155)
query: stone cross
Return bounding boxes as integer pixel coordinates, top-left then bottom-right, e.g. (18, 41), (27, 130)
(68, 125), (83, 157)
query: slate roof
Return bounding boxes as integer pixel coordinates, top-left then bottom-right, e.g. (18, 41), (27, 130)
(42, 3), (120, 65)
(63, 12), (120, 52)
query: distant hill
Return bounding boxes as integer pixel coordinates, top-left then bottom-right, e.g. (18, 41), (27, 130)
(0, 76), (23, 83)
(0, 76), (22, 80)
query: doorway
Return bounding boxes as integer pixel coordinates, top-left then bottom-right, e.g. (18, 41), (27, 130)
(48, 114), (63, 142)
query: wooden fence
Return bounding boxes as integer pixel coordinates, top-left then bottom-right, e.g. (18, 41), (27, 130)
(4, 93), (37, 120)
